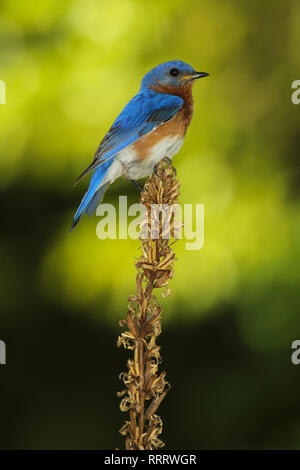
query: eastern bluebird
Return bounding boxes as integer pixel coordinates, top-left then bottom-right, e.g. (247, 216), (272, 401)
(71, 60), (209, 230)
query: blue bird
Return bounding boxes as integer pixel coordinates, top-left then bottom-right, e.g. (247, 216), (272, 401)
(71, 60), (209, 230)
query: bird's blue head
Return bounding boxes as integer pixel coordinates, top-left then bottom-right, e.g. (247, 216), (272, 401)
(140, 60), (209, 93)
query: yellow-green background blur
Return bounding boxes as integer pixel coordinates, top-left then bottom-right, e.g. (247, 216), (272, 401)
(1, 0), (300, 449)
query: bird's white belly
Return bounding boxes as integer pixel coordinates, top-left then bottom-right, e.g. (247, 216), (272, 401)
(118, 135), (184, 180)
(101, 135), (184, 187)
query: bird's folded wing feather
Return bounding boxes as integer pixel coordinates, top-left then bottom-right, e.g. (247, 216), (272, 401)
(74, 93), (183, 184)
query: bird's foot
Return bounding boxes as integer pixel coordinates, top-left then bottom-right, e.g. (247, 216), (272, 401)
(153, 164), (159, 177)
(153, 158), (177, 178)
(163, 157), (177, 176)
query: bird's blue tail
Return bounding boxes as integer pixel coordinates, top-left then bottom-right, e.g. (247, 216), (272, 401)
(70, 160), (112, 231)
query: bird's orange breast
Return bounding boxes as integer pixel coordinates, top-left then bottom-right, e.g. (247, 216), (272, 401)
(134, 82), (194, 162)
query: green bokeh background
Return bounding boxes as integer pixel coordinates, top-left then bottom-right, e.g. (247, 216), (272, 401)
(1, 0), (300, 449)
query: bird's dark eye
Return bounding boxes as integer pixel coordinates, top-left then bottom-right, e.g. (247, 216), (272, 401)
(169, 68), (179, 77)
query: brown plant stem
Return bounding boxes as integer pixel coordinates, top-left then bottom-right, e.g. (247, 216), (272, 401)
(117, 158), (180, 450)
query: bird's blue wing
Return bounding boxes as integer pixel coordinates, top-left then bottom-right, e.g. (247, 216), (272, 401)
(74, 92), (183, 183)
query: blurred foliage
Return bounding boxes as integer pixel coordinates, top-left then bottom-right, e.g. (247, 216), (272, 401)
(0, 0), (300, 449)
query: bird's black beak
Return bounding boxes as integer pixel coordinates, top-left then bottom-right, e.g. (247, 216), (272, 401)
(182, 71), (210, 81)
(192, 71), (210, 79)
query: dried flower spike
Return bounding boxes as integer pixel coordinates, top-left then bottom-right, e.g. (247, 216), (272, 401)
(117, 158), (179, 450)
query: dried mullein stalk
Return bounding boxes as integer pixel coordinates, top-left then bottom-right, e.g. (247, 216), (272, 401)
(117, 158), (180, 450)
